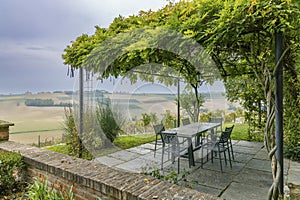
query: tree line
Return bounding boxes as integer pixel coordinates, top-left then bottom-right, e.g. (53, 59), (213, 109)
(25, 99), (71, 107)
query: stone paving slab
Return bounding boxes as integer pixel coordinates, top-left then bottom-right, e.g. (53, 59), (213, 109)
(203, 160), (245, 175)
(94, 140), (299, 199)
(233, 167), (273, 187)
(221, 182), (269, 200)
(139, 143), (161, 150)
(126, 146), (153, 155)
(115, 157), (159, 173)
(191, 184), (222, 197)
(287, 160), (300, 186)
(108, 149), (140, 161)
(234, 141), (264, 148)
(94, 156), (125, 167)
(253, 148), (269, 160)
(246, 158), (272, 172)
(233, 145), (261, 155)
(232, 152), (254, 163)
(187, 168), (235, 190)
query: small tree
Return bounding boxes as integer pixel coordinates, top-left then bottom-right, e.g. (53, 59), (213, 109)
(161, 110), (175, 129)
(141, 113), (151, 133)
(179, 90), (204, 122)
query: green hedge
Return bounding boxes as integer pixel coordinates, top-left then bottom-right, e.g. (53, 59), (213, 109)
(0, 149), (25, 196)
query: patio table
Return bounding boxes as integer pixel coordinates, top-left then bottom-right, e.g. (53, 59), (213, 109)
(162, 122), (221, 167)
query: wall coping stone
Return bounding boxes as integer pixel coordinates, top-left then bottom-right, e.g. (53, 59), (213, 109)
(0, 141), (223, 200)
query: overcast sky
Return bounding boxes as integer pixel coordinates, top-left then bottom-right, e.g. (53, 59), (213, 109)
(0, 0), (169, 94)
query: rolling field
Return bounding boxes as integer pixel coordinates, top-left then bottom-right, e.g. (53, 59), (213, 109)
(0, 93), (70, 144)
(0, 92), (233, 144)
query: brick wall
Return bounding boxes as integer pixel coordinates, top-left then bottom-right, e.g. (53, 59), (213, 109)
(0, 141), (222, 200)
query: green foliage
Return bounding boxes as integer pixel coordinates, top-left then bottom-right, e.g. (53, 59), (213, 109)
(0, 150), (25, 196)
(284, 72), (300, 161)
(141, 166), (190, 186)
(44, 145), (69, 155)
(161, 110), (175, 129)
(141, 113), (151, 128)
(26, 178), (74, 200)
(226, 123), (250, 141)
(179, 90), (205, 122)
(63, 107), (93, 160)
(25, 98), (54, 106)
(96, 102), (125, 144)
(25, 98), (71, 107)
(199, 112), (212, 122)
(113, 134), (156, 149)
(62, 0), (300, 164)
(149, 112), (159, 125)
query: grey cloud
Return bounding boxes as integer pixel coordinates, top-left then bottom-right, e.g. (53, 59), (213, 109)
(0, 0), (169, 94)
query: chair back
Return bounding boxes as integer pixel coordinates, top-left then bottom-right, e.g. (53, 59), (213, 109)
(181, 118), (191, 126)
(161, 132), (178, 146)
(225, 125), (234, 133)
(219, 129), (231, 143)
(209, 117), (223, 132)
(209, 117), (223, 125)
(153, 124), (165, 136)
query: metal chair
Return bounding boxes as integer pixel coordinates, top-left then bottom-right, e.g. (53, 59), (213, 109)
(209, 117), (223, 135)
(225, 125), (235, 160)
(204, 128), (233, 172)
(181, 118), (191, 126)
(160, 131), (189, 174)
(153, 124), (165, 157)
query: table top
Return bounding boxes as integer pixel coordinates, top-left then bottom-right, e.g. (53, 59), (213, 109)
(162, 122), (221, 138)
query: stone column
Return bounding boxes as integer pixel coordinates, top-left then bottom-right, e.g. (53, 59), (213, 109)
(0, 120), (14, 141)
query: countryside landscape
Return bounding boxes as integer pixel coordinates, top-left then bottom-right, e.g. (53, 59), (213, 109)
(0, 89), (231, 145)
(0, 0), (299, 199)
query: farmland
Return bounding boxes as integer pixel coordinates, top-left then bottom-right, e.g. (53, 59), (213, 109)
(0, 91), (233, 144)
(0, 92), (70, 144)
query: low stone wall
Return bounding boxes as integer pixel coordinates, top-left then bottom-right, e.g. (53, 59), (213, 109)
(0, 141), (222, 200)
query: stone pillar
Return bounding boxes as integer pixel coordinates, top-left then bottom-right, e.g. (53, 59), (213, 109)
(0, 120), (14, 141)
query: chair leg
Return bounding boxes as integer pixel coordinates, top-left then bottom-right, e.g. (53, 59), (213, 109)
(177, 157), (180, 174)
(154, 136), (157, 157)
(201, 146), (204, 168)
(227, 146), (232, 168)
(218, 150), (223, 173)
(223, 150), (227, 165)
(161, 147), (164, 170)
(230, 142), (234, 160)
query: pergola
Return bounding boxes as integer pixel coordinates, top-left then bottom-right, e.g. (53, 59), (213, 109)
(75, 27), (285, 195)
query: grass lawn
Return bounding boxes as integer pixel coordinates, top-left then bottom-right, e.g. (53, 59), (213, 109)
(44, 133), (157, 156)
(44, 144), (69, 155)
(45, 123), (260, 157)
(225, 123), (249, 141)
(113, 133), (156, 149)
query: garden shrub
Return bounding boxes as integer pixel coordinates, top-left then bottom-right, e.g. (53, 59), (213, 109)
(96, 102), (125, 146)
(63, 107), (94, 160)
(0, 150), (25, 196)
(284, 83), (300, 161)
(27, 178), (74, 200)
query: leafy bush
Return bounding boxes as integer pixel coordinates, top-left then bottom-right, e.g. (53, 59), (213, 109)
(96, 102), (125, 145)
(161, 110), (175, 129)
(0, 150), (25, 196)
(284, 81), (300, 161)
(26, 178), (74, 200)
(63, 107), (93, 160)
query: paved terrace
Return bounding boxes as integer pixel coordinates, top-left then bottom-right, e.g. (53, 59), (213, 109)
(95, 140), (299, 200)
